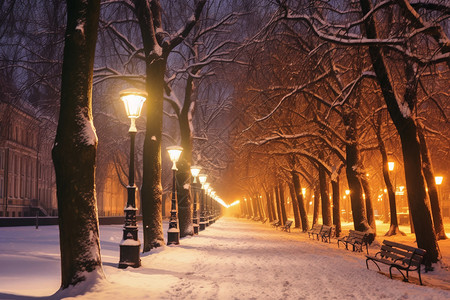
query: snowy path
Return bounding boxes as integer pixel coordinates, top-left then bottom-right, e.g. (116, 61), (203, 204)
(0, 218), (449, 299)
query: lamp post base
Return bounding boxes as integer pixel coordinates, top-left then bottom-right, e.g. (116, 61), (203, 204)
(119, 243), (141, 268)
(193, 223), (199, 235)
(167, 229), (180, 245)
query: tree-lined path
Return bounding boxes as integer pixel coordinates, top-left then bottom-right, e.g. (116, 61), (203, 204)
(0, 218), (449, 299)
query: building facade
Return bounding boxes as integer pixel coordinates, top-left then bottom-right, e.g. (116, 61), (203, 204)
(0, 101), (56, 217)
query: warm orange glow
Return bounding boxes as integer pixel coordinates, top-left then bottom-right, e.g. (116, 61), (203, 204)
(435, 176), (443, 185)
(345, 189), (350, 195)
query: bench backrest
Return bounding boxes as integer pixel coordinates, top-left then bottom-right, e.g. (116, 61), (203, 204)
(380, 240), (426, 267)
(348, 230), (368, 242)
(321, 225), (335, 236)
(311, 224), (322, 232)
(285, 220), (293, 226)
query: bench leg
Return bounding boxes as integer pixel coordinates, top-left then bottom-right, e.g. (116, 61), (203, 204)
(390, 265), (408, 282)
(366, 258), (381, 272)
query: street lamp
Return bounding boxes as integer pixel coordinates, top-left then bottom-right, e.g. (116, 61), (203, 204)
(198, 174), (207, 230)
(190, 166), (201, 235)
(167, 145), (183, 245)
(118, 88), (147, 269)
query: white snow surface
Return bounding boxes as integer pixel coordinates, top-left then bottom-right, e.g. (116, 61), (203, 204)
(0, 218), (449, 299)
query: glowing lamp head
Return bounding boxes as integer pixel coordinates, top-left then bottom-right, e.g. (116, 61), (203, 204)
(435, 176), (443, 185)
(120, 88), (147, 118)
(190, 166), (201, 183)
(301, 188), (306, 196)
(203, 182), (210, 191)
(388, 161), (395, 171)
(167, 146), (183, 170)
(198, 174), (207, 187)
(345, 189), (350, 195)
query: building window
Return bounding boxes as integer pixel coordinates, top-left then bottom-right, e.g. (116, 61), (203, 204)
(0, 150), (3, 170)
(18, 211), (22, 217)
(12, 211), (15, 217)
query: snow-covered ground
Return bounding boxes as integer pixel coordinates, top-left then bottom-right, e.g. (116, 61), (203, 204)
(0, 218), (449, 299)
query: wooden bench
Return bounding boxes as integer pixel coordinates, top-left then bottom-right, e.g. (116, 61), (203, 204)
(307, 224), (322, 240)
(271, 220), (281, 228)
(338, 230), (370, 254)
(319, 225), (335, 243)
(366, 240), (426, 285)
(280, 220), (293, 233)
(261, 218), (268, 224)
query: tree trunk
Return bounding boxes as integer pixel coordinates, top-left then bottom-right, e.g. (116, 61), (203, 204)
(313, 183), (320, 226)
(375, 121), (404, 236)
(417, 125), (447, 240)
(361, 175), (376, 235)
(270, 188), (277, 221)
(292, 171), (309, 232)
(318, 156), (332, 226)
(288, 183), (301, 229)
(343, 106), (371, 233)
(265, 190), (274, 222)
(279, 183), (288, 225)
(331, 179), (341, 237)
(52, 0), (104, 288)
(134, 0), (166, 251)
(275, 185), (282, 224)
(360, 0), (439, 263)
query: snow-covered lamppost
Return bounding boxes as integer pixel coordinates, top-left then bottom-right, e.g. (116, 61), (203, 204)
(210, 190), (216, 224)
(167, 145), (183, 245)
(204, 183), (210, 227)
(198, 174), (207, 231)
(118, 88), (146, 269)
(190, 166), (201, 235)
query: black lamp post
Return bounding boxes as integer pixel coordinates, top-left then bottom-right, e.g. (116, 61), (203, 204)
(198, 174), (207, 231)
(118, 88), (147, 269)
(167, 145), (183, 245)
(190, 166), (201, 235)
(205, 185), (211, 227)
(209, 190), (215, 225)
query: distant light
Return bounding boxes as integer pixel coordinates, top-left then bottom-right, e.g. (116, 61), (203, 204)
(435, 176), (443, 185)
(198, 174), (207, 187)
(309, 201), (312, 205)
(388, 162), (394, 171)
(384, 189), (387, 193)
(345, 190), (350, 195)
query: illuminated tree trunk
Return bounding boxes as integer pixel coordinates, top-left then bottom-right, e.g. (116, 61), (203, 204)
(312, 183), (320, 226)
(331, 179), (341, 237)
(52, 0), (104, 288)
(274, 185), (282, 223)
(343, 105), (371, 233)
(361, 176), (376, 235)
(288, 183), (301, 228)
(375, 118), (404, 236)
(292, 171), (309, 232)
(417, 125), (446, 240)
(360, 0), (439, 263)
(279, 183), (287, 225)
(318, 154), (331, 226)
(176, 75), (194, 237)
(265, 189), (274, 222)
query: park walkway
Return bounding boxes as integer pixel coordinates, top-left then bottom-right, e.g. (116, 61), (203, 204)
(0, 218), (449, 299)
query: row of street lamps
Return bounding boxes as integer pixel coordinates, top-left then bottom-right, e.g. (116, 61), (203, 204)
(117, 88), (225, 268)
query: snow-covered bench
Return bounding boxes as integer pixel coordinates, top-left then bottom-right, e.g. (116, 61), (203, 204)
(280, 220), (293, 233)
(319, 225), (335, 243)
(366, 240), (426, 285)
(307, 224), (322, 239)
(337, 230), (370, 254)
